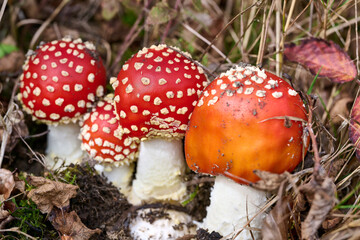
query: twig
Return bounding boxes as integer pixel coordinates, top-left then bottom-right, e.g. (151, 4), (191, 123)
(257, 0), (276, 65)
(285, 0), (313, 36)
(0, 78), (20, 167)
(326, 16), (360, 36)
(355, 0), (360, 74)
(308, 1), (314, 32)
(198, 1), (260, 62)
(0, 227), (37, 240)
(0, 0), (8, 23)
(109, 0), (152, 74)
(306, 97), (321, 179)
(182, 23), (232, 64)
(160, 0), (181, 42)
(29, 0), (70, 49)
(275, 0), (281, 76)
(16, 19), (43, 27)
(242, 3), (257, 51)
(322, 0), (328, 38)
(284, 0), (297, 34)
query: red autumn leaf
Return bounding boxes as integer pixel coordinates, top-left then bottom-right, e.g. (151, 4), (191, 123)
(284, 38), (357, 83)
(350, 96), (360, 159)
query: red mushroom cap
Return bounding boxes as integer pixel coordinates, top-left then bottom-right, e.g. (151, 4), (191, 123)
(112, 44), (208, 141)
(18, 37), (106, 124)
(185, 65), (309, 184)
(80, 94), (139, 165)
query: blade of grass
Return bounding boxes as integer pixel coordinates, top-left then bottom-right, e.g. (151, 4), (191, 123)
(307, 68), (322, 95)
(334, 181), (360, 210)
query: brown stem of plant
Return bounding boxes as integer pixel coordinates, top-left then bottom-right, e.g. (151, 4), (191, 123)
(110, 0), (152, 74)
(306, 97), (321, 180)
(160, 0), (181, 42)
(257, 0), (276, 66)
(198, 1), (260, 62)
(29, 0), (70, 49)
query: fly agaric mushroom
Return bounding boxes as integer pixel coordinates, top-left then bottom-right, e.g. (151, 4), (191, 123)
(185, 64), (308, 239)
(111, 44), (208, 204)
(80, 94), (138, 195)
(18, 37), (106, 168)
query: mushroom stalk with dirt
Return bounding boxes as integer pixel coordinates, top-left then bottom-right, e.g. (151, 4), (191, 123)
(80, 94), (139, 195)
(185, 64), (309, 239)
(111, 44), (208, 205)
(18, 37), (106, 169)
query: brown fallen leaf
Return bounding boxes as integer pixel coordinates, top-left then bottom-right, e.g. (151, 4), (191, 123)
(321, 210), (342, 230)
(27, 176), (78, 214)
(0, 170), (23, 227)
(349, 96), (360, 159)
(146, 1), (177, 26)
(321, 218), (360, 240)
(251, 170), (289, 192)
(0, 36), (25, 73)
(0, 169), (15, 199)
(262, 196), (291, 240)
(50, 208), (101, 240)
(284, 38), (357, 83)
(329, 97), (353, 125)
(300, 177), (336, 240)
(0, 195), (11, 223)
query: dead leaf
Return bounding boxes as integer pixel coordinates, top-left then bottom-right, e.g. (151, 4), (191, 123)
(322, 210), (342, 230)
(329, 97), (352, 125)
(146, 2), (177, 26)
(101, 0), (121, 21)
(27, 176), (78, 214)
(301, 177), (336, 240)
(50, 208), (101, 240)
(0, 195), (10, 222)
(284, 38), (357, 83)
(61, 236), (74, 240)
(321, 219), (360, 240)
(262, 196), (291, 240)
(0, 36), (25, 73)
(0, 169), (15, 200)
(251, 170), (289, 192)
(349, 96), (360, 159)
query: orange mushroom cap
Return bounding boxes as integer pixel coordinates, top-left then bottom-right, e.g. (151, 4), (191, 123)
(185, 65), (309, 184)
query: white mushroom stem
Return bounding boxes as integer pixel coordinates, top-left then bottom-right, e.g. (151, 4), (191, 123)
(129, 138), (187, 205)
(202, 175), (267, 240)
(94, 163), (134, 196)
(46, 122), (84, 169)
(130, 208), (196, 240)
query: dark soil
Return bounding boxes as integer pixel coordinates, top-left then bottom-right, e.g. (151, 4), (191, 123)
(69, 164), (132, 240)
(66, 164), (213, 240)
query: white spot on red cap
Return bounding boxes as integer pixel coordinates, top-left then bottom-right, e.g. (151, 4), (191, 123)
(272, 91), (283, 98)
(244, 87), (254, 95)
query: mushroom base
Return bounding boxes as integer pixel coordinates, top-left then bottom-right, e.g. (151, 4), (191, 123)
(94, 163), (134, 196)
(46, 122), (84, 169)
(202, 175), (267, 240)
(129, 138), (187, 205)
(130, 208), (196, 240)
